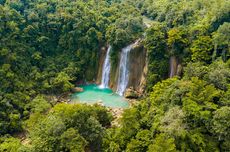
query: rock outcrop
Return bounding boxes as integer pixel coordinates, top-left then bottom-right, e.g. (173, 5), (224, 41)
(124, 87), (139, 99)
(72, 87), (84, 93)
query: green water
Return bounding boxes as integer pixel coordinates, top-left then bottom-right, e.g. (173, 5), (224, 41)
(71, 84), (129, 108)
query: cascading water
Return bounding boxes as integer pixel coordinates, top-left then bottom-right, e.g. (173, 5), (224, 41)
(116, 42), (137, 96)
(99, 45), (112, 88)
(169, 56), (177, 78)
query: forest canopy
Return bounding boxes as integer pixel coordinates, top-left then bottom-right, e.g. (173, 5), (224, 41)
(0, 0), (229, 151)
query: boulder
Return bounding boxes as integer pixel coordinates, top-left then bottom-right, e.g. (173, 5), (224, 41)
(96, 100), (104, 106)
(124, 87), (139, 99)
(72, 87), (84, 93)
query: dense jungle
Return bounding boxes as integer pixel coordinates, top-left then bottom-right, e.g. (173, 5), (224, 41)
(0, 0), (230, 151)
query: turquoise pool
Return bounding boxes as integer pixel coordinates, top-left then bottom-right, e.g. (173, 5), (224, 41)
(71, 84), (129, 108)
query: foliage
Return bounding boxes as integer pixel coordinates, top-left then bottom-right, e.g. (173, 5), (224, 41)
(0, 0), (143, 136)
(102, 59), (230, 151)
(141, 0), (229, 89)
(147, 133), (176, 152)
(190, 36), (213, 62)
(0, 0), (229, 151)
(0, 136), (23, 152)
(144, 22), (169, 90)
(25, 103), (112, 151)
(106, 16), (144, 48)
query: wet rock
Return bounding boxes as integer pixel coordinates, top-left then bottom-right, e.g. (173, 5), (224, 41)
(124, 87), (139, 99)
(110, 107), (125, 127)
(169, 56), (178, 78)
(177, 64), (183, 77)
(72, 87), (84, 93)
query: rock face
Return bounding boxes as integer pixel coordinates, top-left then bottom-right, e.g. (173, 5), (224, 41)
(169, 56), (178, 78)
(127, 41), (147, 93)
(124, 87), (139, 99)
(169, 56), (183, 78)
(176, 64), (183, 76)
(109, 51), (120, 91)
(138, 51), (148, 94)
(96, 46), (108, 84)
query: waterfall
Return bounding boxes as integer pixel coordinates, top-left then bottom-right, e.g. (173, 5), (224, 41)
(169, 56), (177, 78)
(116, 42), (137, 96)
(99, 46), (111, 88)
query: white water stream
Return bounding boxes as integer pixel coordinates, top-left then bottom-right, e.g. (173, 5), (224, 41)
(99, 46), (111, 88)
(116, 42), (137, 96)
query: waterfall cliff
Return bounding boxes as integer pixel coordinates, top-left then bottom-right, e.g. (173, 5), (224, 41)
(169, 56), (178, 78)
(169, 56), (182, 78)
(97, 40), (147, 97)
(116, 43), (135, 96)
(99, 46), (111, 88)
(115, 40), (147, 96)
(128, 42), (147, 93)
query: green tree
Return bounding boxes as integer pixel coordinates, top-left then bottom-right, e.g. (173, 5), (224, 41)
(60, 128), (87, 152)
(190, 36), (213, 62)
(212, 106), (230, 141)
(167, 27), (188, 56)
(0, 136), (23, 152)
(126, 130), (152, 152)
(147, 133), (176, 152)
(25, 95), (51, 113)
(51, 72), (74, 94)
(144, 22), (169, 90)
(213, 22), (230, 61)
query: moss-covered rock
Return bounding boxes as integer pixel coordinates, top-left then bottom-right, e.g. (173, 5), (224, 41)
(124, 87), (139, 99)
